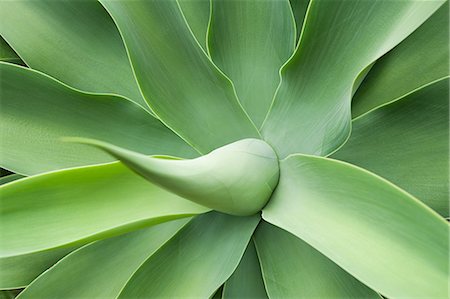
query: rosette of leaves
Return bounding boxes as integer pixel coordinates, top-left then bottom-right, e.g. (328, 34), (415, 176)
(0, 0), (448, 298)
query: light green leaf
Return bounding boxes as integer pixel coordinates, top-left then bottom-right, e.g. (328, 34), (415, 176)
(0, 37), (22, 65)
(333, 78), (449, 216)
(179, 0), (210, 50)
(0, 63), (197, 175)
(254, 221), (380, 299)
(262, 0), (444, 157)
(352, 2), (449, 117)
(208, 0), (295, 127)
(100, 0), (260, 153)
(0, 162), (209, 258)
(223, 240), (268, 299)
(0, 0), (147, 108)
(17, 219), (190, 299)
(118, 212), (259, 298)
(289, 0), (309, 41)
(263, 154), (449, 298)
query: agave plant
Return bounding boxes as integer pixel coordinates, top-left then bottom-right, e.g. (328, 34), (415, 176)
(0, 0), (448, 298)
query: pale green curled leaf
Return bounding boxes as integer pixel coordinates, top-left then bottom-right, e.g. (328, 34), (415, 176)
(262, 0), (445, 158)
(222, 240), (268, 299)
(254, 222), (380, 299)
(263, 155), (449, 298)
(69, 138), (279, 216)
(289, 0), (309, 41)
(0, 37), (22, 65)
(352, 2), (449, 117)
(0, 63), (197, 175)
(0, 162), (209, 258)
(100, 0), (260, 154)
(17, 219), (190, 299)
(178, 0), (210, 50)
(118, 212), (259, 298)
(208, 0), (296, 127)
(0, 174), (23, 186)
(0, 0), (147, 109)
(0, 247), (75, 290)
(334, 78), (449, 217)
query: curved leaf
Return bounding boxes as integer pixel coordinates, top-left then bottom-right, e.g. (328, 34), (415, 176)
(100, 0), (260, 153)
(0, 37), (22, 65)
(0, 162), (209, 258)
(0, 0), (147, 108)
(118, 212), (259, 298)
(263, 154), (449, 298)
(254, 222), (380, 298)
(261, 0), (445, 157)
(352, 2), (449, 117)
(0, 174), (23, 186)
(17, 219), (190, 299)
(0, 63), (196, 175)
(289, 0), (309, 42)
(223, 240), (268, 299)
(208, 0), (295, 126)
(333, 78), (449, 216)
(179, 0), (210, 50)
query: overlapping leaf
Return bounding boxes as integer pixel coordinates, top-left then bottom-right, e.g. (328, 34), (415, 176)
(179, 0), (210, 50)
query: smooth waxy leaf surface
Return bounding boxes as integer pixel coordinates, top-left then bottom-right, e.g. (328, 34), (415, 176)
(100, 0), (260, 153)
(72, 138), (279, 216)
(118, 212), (259, 298)
(0, 162), (209, 257)
(208, 0), (295, 126)
(263, 155), (449, 298)
(334, 78), (449, 216)
(352, 1), (449, 117)
(0, 174), (23, 186)
(0, 0), (147, 108)
(289, 0), (309, 41)
(254, 222), (380, 298)
(17, 219), (190, 299)
(0, 63), (196, 175)
(262, 0), (444, 157)
(178, 0), (210, 50)
(222, 240), (268, 299)
(0, 37), (22, 64)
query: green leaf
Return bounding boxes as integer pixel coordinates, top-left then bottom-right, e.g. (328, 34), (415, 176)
(0, 290), (20, 299)
(262, 154), (449, 298)
(100, 0), (260, 153)
(0, 174), (23, 186)
(0, 63), (197, 175)
(0, 247), (75, 290)
(289, 0), (309, 41)
(254, 221), (380, 299)
(223, 240), (268, 299)
(261, 0), (445, 157)
(0, 162), (209, 258)
(351, 2), (449, 117)
(70, 138), (279, 216)
(117, 212), (259, 298)
(208, 0), (295, 127)
(17, 219), (190, 299)
(179, 0), (210, 50)
(0, 0), (147, 108)
(333, 78), (449, 216)
(0, 37), (22, 65)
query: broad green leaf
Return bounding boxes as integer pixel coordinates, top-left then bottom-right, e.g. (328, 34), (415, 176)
(289, 0), (309, 41)
(254, 222), (380, 299)
(0, 63), (196, 175)
(0, 162), (209, 258)
(70, 138), (279, 216)
(100, 0), (260, 153)
(0, 247), (75, 290)
(0, 0), (147, 108)
(333, 78), (449, 216)
(263, 155), (449, 298)
(352, 2), (449, 117)
(223, 240), (268, 299)
(0, 37), (22, 65)
(262, 0), (444, 157)
(179, 0), (210, 50)
(0, 174), (23, 186)
(118, 212), (259, 298)
(208, 0), (295, 127)
(17, 219), (190, 299)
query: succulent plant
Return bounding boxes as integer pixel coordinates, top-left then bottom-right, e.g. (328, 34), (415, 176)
(0, 0), (448, 298)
